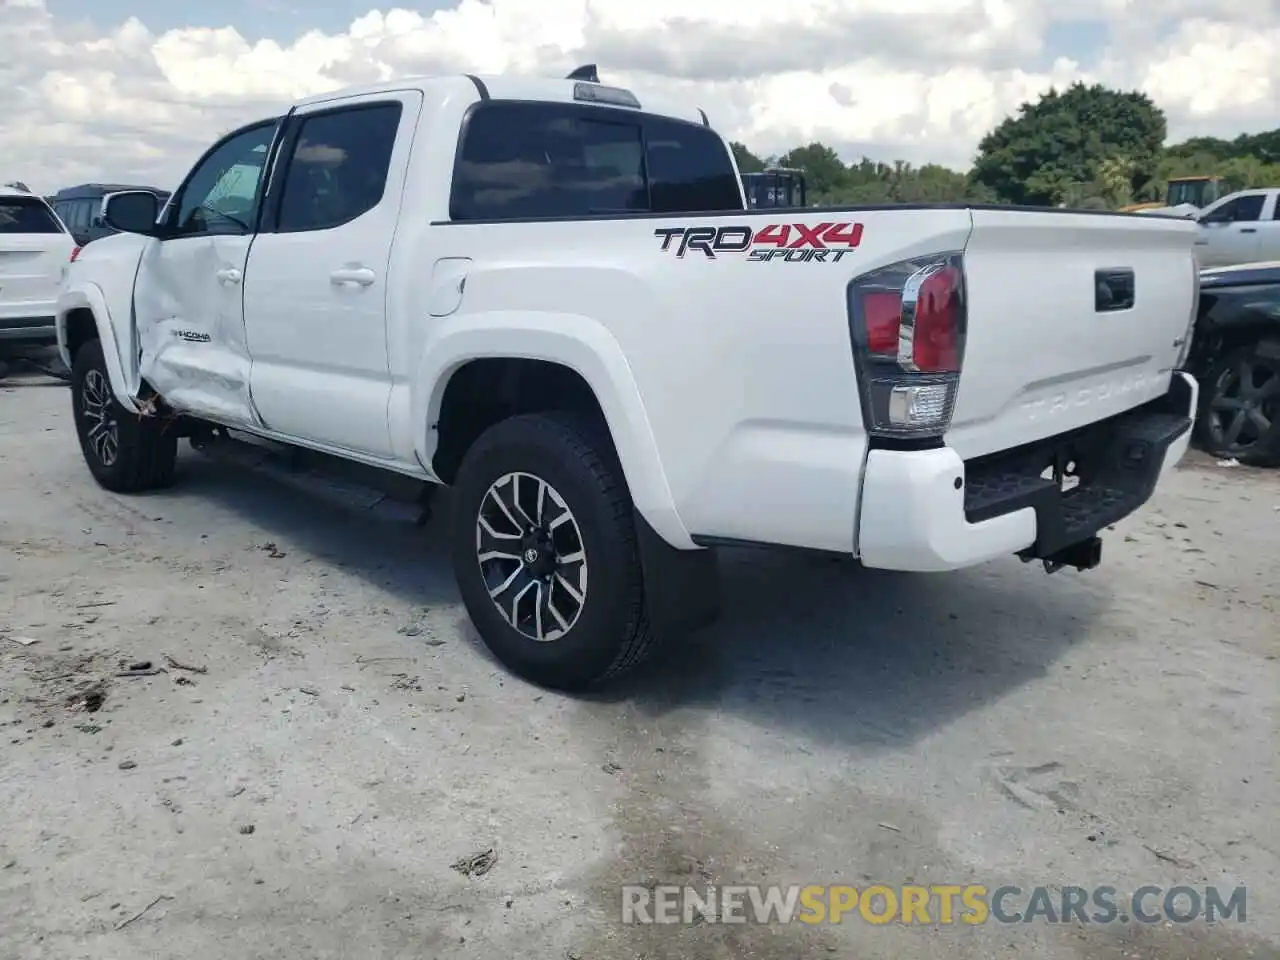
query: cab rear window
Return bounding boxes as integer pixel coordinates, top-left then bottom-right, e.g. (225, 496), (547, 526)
(450, 100), (743, 221)
(0, 197), (63, 234)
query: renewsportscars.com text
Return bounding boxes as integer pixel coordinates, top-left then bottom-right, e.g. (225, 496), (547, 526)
(621, 884), (1247, 926)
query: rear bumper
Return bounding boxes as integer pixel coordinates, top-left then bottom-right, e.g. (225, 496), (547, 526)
(858, 371), (1196, 572)
(0, 300), (58, 342)
(0, 318), (56, 342)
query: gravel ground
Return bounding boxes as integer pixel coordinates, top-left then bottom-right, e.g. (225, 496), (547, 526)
(1, 368), (1277, 960)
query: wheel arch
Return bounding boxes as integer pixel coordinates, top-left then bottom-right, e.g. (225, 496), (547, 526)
(56, 286), (141, 413)
(414, 313), (694, 550)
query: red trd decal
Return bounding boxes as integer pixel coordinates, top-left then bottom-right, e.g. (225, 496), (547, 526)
(822, 222), (863, 247)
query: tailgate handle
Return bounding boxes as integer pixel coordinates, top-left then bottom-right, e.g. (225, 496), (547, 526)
(1095, 268), (1135, 312)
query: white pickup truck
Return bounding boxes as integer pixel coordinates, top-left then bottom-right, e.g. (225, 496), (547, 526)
(57, 68), (1201, 690)
(1192, 187), (1280, 268)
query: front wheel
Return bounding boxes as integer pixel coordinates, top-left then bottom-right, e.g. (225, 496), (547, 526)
(1195, 341), (1280, 467)
(449, 412), (655, 691)
(70, 339), (178, 492)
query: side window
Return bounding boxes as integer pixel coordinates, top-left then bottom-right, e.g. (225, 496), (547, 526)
(643, 117), (743, 213)
(172, 121), (278, 237)
(1233, 194), (1265, 221)
(76, 200), (95, 233)
(1272, 195), (1280, 220)
(1202, 199), (1237, 224)
(451, 102), (648, 220)
(276, 102), (402, 233)
(63, 200), (88, 235)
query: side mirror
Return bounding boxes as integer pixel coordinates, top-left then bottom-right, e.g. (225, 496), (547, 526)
(102, 190), (161, 236)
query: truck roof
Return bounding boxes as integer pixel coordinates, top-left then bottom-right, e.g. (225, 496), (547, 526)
(53, 183), (171, 200)
(1, 184), (43, 200)
(293, 73), (710, 131)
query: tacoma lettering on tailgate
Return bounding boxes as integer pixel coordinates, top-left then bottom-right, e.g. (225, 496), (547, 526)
(655, 222), (864, 261)
(1018, 371), (1163, 422)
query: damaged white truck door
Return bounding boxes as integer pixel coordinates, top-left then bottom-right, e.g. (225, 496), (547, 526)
(132, 118), (280, 425)
(238, 92), (419, 459)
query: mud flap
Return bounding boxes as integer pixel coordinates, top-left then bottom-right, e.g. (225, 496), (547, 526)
(633, 513), (722, 636)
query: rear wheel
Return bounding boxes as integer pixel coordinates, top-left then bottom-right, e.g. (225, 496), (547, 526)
(1195, 341), (1280, 467)
(71, 338), (178, 492)
(449, 412), (655, 691)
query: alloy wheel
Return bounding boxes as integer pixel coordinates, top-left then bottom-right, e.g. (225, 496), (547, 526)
(475, 471), (588, 642)
(81, 368), (119, 467)
(1208, 354), (1278, 455)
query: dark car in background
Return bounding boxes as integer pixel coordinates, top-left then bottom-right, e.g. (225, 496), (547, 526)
(1188, 262), (1280, 466)
(50, 183), (170, 247)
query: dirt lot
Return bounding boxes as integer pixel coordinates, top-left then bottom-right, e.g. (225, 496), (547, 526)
(1, 367), (1277, 960)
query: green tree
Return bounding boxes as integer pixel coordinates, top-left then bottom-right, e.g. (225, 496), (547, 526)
(971, 82), (1167, 206)
(1164, 136), (1235, 162)
(1096, 155), (1137, 207)
(730, 141), (764, 174)
(777, 143), (850, 202)
(1235, 130), (1280, 164)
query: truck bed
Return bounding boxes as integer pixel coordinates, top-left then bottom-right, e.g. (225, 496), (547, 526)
(424, 203), (1197, 551)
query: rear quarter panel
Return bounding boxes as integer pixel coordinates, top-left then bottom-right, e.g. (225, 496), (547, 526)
(414, 208), (973, 552)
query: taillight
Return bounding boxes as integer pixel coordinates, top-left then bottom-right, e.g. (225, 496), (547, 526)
(848, 252), (966, 439)
(69, 246), (82, 262)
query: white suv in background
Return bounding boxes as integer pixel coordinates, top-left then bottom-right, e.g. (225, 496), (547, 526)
(1, 185), (77, 347)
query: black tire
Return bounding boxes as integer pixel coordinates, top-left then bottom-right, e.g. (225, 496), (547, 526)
(449, 412), (655, 691)
(1194, 341), (1280, 467)
(43, 353), (72, 382)
(70, 338), (178, 492)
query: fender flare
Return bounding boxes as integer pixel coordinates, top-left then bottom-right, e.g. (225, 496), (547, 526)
(413, 311), (695, 550)
(56, 285), (141, 413)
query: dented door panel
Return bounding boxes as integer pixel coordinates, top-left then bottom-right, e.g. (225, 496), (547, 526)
(133, 233), (261, 426)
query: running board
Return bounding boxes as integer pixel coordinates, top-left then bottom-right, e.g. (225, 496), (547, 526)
(190, 429), (437, 526)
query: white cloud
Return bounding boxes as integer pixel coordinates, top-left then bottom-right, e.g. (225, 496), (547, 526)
(2, 0), (1278, 192)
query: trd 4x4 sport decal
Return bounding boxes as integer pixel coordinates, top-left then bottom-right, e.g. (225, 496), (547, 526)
(654, 222), (864, 261)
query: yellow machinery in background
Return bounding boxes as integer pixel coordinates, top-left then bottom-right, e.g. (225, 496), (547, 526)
(1119, 175), (1235, 214)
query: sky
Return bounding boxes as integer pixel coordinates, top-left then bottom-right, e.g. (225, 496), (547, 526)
(3, 0), (1278, 193)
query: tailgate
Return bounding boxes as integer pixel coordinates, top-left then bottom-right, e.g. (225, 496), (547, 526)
(0, 237), (72, 303)
(947, 209), (1198, 459)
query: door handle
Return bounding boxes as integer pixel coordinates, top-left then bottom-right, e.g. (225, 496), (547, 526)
(216, 267), (242, 284)
(330, 267), (376, 286)
(1240, 228), (1257, 234)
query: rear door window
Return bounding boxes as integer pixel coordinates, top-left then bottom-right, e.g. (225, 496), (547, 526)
(275, 101), (403, 233)
(0, 197), (63, 234)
